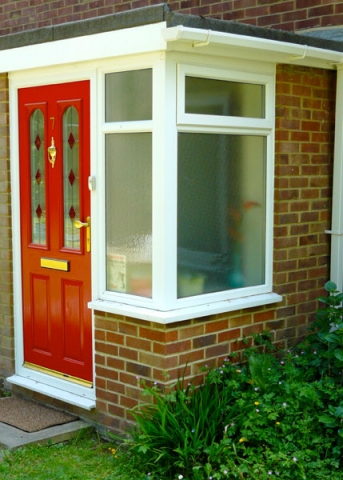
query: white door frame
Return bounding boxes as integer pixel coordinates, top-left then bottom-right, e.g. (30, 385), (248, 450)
(9, 65), (98, 409)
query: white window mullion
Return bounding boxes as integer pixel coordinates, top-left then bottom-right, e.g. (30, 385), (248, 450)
(264, 72), (276, 291)
(152, 56), (178, 311)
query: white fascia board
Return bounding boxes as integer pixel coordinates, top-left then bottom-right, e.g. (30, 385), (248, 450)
(162, 26), (343, 70)
(0, 22), (167, 73)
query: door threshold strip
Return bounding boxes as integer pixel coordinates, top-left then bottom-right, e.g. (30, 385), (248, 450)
(23, 362), (93, 388)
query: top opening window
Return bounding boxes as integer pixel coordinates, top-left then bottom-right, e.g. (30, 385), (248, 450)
(105, 68), (152, 122)
(185, 76), (265, 118)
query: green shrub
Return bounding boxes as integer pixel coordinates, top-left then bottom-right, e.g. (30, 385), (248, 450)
(123, 282), (343, 479)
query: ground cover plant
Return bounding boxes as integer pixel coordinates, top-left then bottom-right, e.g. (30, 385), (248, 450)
(2, 282), (343, 479)
(0, 428), (140, 480)
(124, 281), (343, 479)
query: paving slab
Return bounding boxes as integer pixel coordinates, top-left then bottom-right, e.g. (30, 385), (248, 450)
(0, 419), (91, 453)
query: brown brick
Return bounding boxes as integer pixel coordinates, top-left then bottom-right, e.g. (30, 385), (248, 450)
(253, 310), (275, 323)
(107, 380), (125, 395)
(204, 343), (228, 360)
(126, 361), (151, 378)
(153, 339), (191, 355)
(106, 357), (124, 371)
(193, 334), (216, 349)
(205, 319), (229, 334)
(95, 341), (118, 356)
(179, 349), (204, 365)
(119, 346), (138, 361)
(139, 327), (166, 342)
(179, 324), (205, 339)
(126, 336), (151, 352)
(218, 328), (241, 342)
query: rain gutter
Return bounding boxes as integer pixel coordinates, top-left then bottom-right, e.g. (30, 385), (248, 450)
(162, 25), (343, 69)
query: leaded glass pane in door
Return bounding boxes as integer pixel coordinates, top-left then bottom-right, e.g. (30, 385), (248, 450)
(30, 109), (46, 245)
(63, 106), (80, 249)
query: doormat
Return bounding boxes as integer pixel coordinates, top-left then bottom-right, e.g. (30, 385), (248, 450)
(0, 395), (78, 433)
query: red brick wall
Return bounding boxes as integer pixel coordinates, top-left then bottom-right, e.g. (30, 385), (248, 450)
(94, 307), (280, 431)
(274, 64), (335, 338)
(0, 73), (14, 380)
(94, 63), (335, 432)
(1, 0), (343, 36)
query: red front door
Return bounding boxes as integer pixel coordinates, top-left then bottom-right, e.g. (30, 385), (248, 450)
(19, 81), (92, 384)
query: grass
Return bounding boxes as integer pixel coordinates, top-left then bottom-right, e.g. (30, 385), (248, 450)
(0, 428), (142, 480)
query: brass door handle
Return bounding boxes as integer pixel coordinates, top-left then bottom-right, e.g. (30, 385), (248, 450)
(48, 137), (57, 168)
(74, 216), (91, 252)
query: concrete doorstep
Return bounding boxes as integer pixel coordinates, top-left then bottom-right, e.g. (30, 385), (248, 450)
(0, 419), (91, 457)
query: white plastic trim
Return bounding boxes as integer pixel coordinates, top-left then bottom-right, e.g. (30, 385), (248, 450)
(328, 68), (343, 292)
(162, 26), (343, 70)
(89, 292), (282, 324)
(7, 375), (96, 410)
(0, 22), (167, 73)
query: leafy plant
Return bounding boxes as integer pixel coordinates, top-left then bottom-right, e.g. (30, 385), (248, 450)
(125, 374), (234, 478)
(122, 283), (343, 479)
(307, 280), (343, 379)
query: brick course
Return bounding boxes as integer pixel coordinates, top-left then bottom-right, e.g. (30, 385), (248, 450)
(1, 1), (343, 35)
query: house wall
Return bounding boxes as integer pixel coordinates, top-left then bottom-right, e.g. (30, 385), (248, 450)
(0, 1), (342, 36)
(0, 73), (13, 382)
(0, 1), (337, 431)
(94, 64), (336, 433)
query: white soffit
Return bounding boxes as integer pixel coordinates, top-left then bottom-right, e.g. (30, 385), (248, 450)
(0, 22), (167, 73)
(162, 26), (343, 70)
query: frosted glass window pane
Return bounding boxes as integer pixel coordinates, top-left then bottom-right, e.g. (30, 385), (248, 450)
(177, 133), (266, 298)
(185, 76), (265, 118)
(105, 69), (152, 122)
(106, 133), (152, 297)
(30, 109), (46, 245)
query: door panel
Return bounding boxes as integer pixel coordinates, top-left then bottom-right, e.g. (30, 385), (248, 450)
(19, 81), (92, 384)
(31, 274), (51, 354)
(63, 280), (83, 361)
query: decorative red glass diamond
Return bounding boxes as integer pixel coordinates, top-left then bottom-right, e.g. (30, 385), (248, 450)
(69, 206), (76, 220)
(35, 135), (41, 150)
(68, 169), (75, 186)
(35, 169), (42, 185)
(68, 132), (75, 149)
(36, 204), (42, 218)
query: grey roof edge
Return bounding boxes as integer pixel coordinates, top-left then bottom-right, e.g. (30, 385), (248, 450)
(165, 11), (343, 53)
(0, 3), (170, 51)
(301, 27), (343, 43)
(1, 3), (343, 54)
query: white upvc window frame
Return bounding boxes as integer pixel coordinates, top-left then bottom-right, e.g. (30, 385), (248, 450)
(175, 63), (275, 306)
(177, 64), (275, 129)
(97, 53), (173, 311)
(92, 53), (281, 322)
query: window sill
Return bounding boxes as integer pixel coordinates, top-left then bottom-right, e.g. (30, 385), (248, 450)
(89, 292), (282, 324)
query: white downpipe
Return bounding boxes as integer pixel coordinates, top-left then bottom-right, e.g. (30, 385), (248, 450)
(327, 67), (343, 292)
